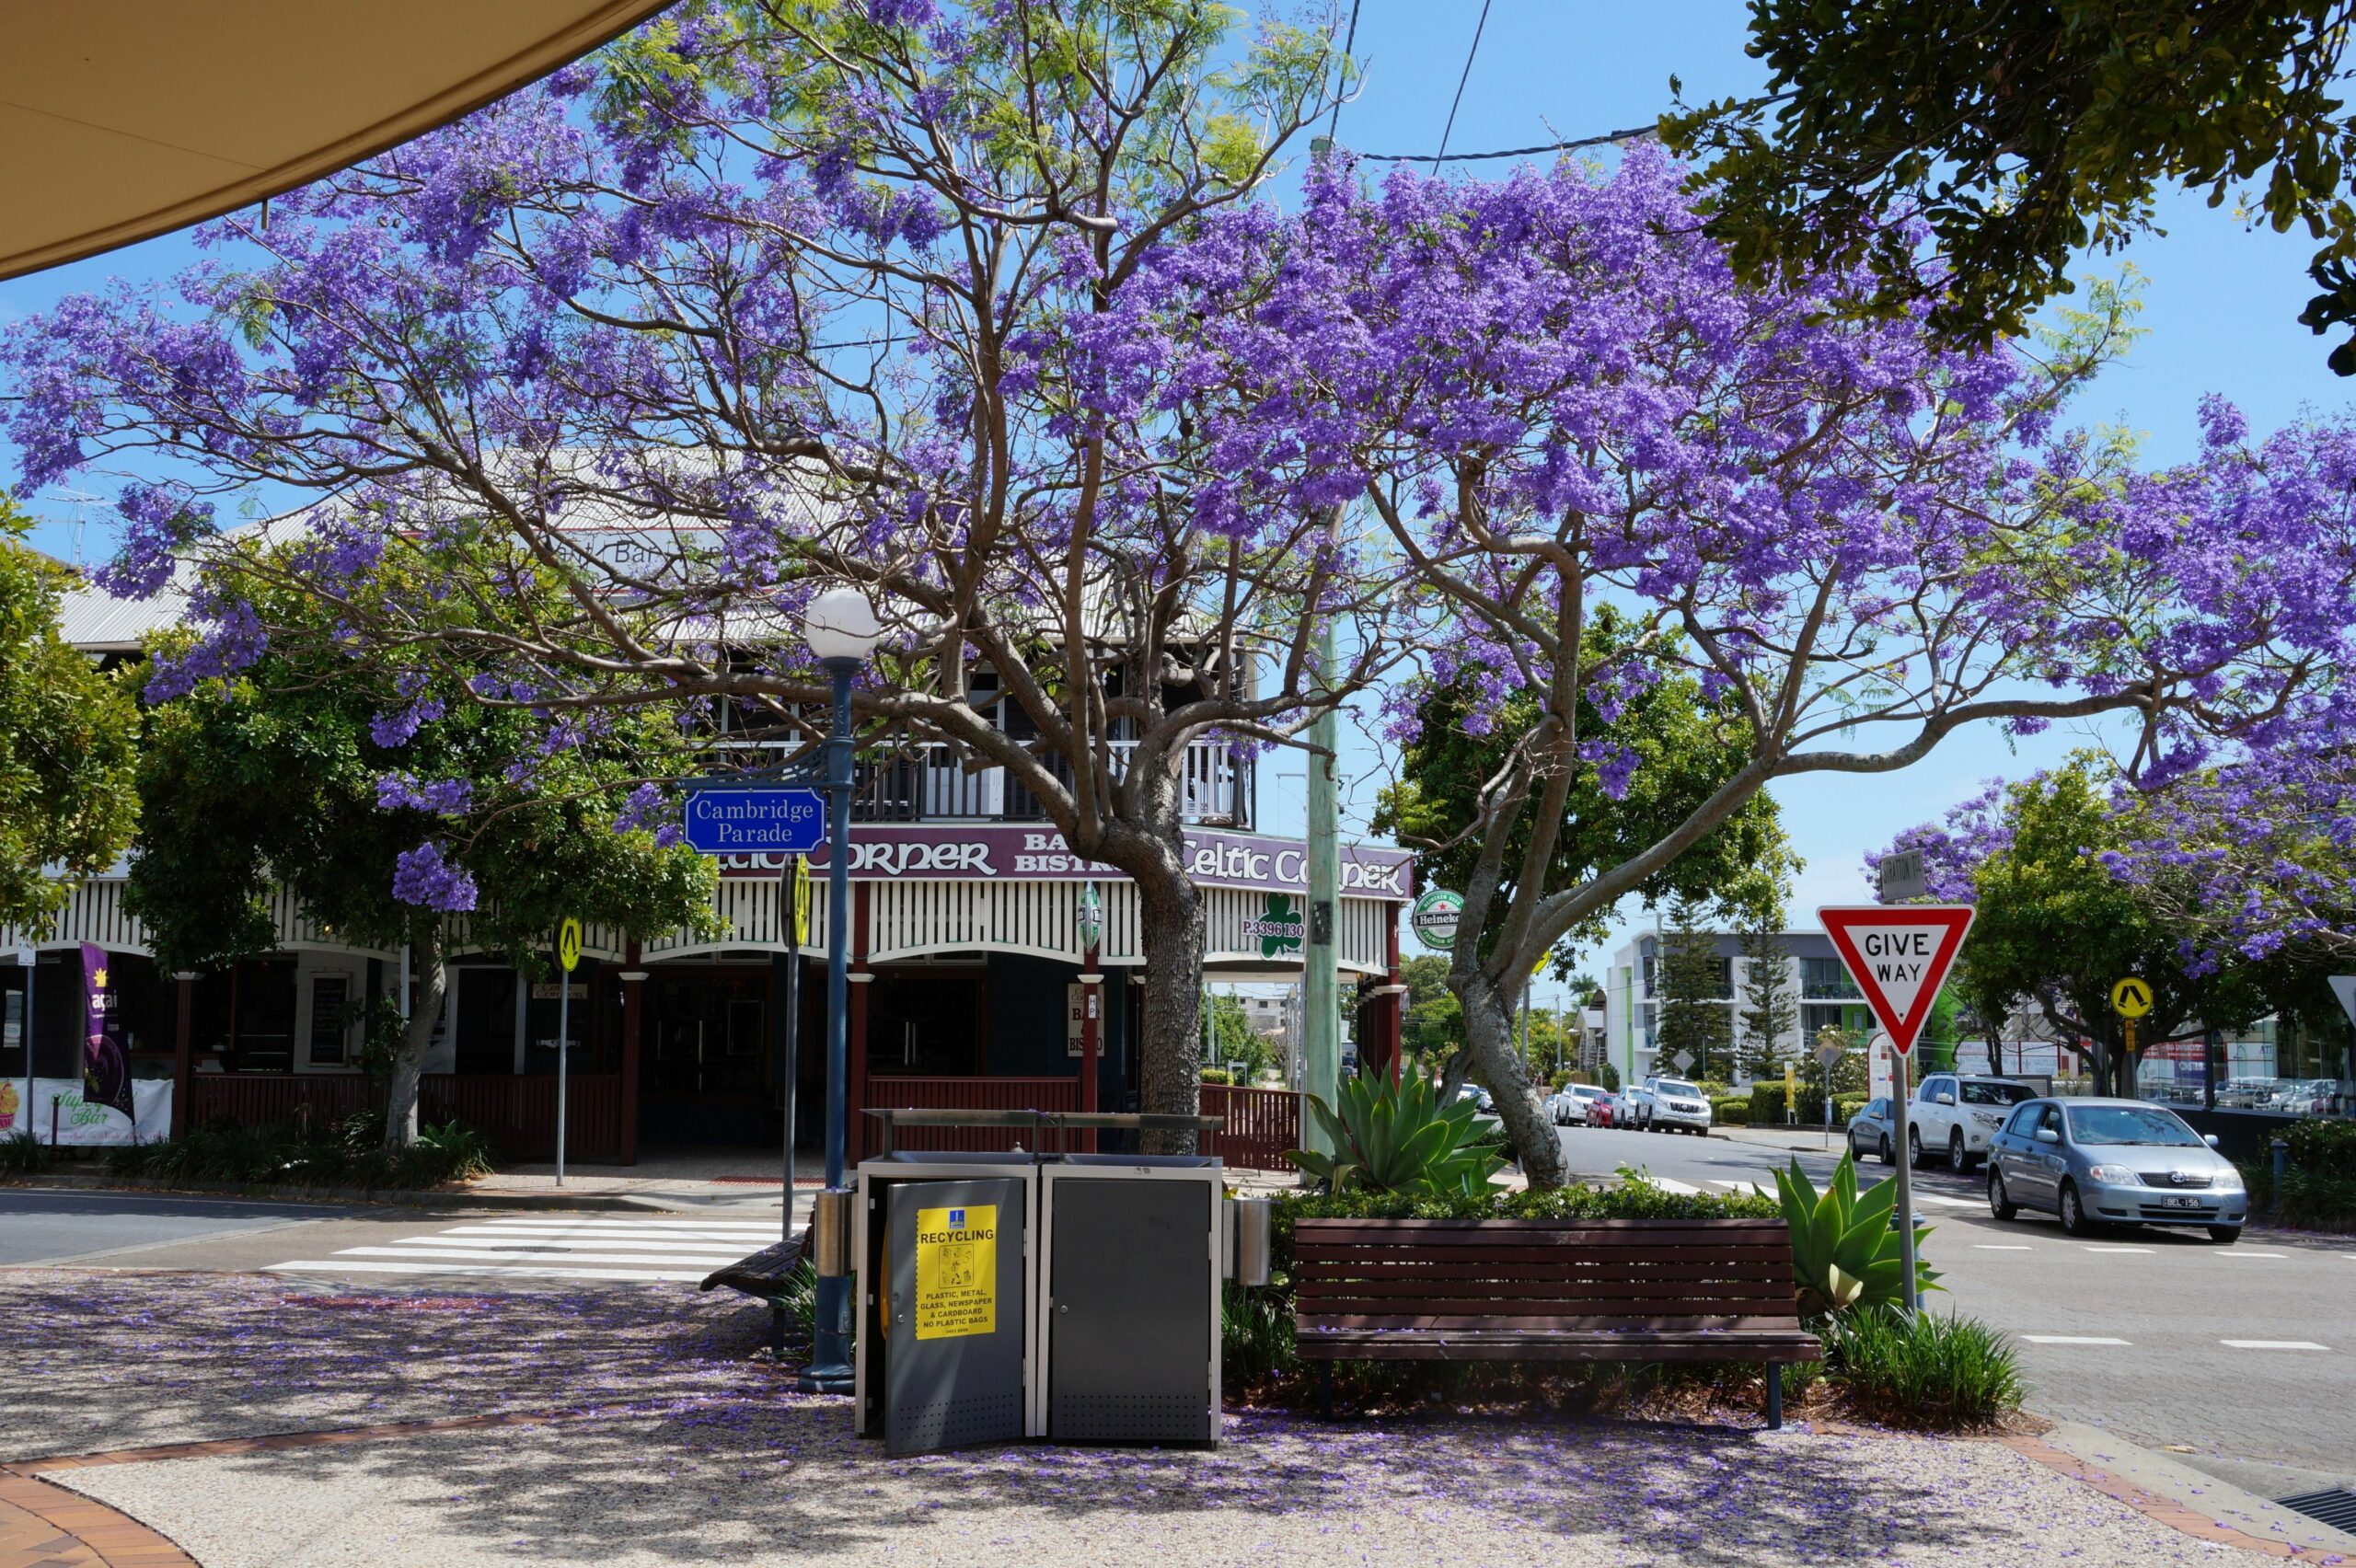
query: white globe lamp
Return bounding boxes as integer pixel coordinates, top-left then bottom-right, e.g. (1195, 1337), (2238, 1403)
(803, 586), (884, 663)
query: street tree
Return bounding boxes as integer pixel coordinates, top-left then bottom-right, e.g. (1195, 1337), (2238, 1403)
(1663, 0), (2356, 374)
(0, 504), (139, 936)
(1, 2), (1393, 1150)
(1884, 755), (2284, 1095)
(125, 560), (718, 1147)
(1737, 916), (1797, 1080)
(1200, 149), (2356, 1185)
(1655, 893), (1733, 1081)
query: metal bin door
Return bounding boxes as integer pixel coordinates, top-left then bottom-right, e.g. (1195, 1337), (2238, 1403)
(1047, 1177), (1215, 1442)
(884, 1177), (1027, 1455)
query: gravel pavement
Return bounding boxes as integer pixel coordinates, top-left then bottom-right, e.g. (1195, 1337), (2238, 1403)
(51, 1403), (2227, 1568)
(0, 1267), (2261, 1566)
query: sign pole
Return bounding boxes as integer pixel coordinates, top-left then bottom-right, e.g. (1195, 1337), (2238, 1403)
(555, 917), (582, 1187)
(1817, 905), (1979, 1323)
(16, 946), (34, 1139)
(1893, 1044), (1919, 1317)
(782, 855), (803, 1244)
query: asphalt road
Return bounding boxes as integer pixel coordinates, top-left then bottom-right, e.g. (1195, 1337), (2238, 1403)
(1556, 1121), (2356, 1498)
(0, 1186), (793, 1282)
(0, 1189), (350, 1266)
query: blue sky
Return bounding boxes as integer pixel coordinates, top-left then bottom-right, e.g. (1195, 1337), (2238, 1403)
(5, 2), (2350, 1008)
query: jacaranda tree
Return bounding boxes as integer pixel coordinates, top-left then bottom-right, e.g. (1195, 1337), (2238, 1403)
(1162, 148), (2356, 1182)
(0, 0), (1404, 1150)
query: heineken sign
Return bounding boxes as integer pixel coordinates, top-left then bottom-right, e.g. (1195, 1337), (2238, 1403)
(1244, 894), (1307, 958)
(1411, 888), (1465, 951)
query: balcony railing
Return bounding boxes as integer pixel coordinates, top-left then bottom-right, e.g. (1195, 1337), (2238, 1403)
(718, 738), (1253, 828)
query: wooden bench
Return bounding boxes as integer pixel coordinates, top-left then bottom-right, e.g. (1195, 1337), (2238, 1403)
(699, 1235), (808, 1359)
(1290, 1216), (1822, 1427)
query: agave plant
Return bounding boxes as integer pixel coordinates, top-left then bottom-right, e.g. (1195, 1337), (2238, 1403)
(1773, 1151), (1940, 1320)
(1287, 1074), (1506, 1196)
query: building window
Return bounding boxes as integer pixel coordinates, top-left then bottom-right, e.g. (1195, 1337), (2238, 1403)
(308, 974), (352, 1066)
(1800, 958), (1860, 999)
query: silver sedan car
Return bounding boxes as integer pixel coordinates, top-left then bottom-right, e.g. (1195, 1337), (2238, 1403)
(1984, 1098), (2249, 1243)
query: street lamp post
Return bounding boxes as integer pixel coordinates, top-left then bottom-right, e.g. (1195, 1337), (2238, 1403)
(800, 587), (882, 1394)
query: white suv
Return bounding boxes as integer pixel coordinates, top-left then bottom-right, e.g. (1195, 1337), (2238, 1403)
(1909, 1073), (2037, 1171)
(1638, 1077), (1714, 1136)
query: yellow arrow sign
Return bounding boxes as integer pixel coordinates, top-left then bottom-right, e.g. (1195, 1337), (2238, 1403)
(558, 917), (582, 974)
(791, 856), (814, 948)
(2110, 977), (2152, 1019)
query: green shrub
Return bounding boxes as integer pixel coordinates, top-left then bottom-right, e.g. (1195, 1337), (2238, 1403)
(1, 1128), (51, 1176)
(1834, 1093), (1869, 1124)
(2285, 1117), (2356, 1182)
(1711, 1096), (1750, 1125)
(1288, 1075), (1505, 1197)
(107, 1120), (491, 1190)
(2252, 1163), (2356, 1231)
(1831, 1310), (2026, 1427)
(1198, 1066), (1234, 1086)
(1773, 1152), (1939, 1320)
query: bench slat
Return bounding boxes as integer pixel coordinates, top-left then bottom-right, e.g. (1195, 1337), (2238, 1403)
(1295, 1276), (1797, 1303)
(1295, 1243), (1794, 1268)
(1294, 1228), (1784, 1250)
(1294, 1252), (1795, 1277)
(1294, 1217), (1787, 1232)
(1302, 1297), (1801, 1320)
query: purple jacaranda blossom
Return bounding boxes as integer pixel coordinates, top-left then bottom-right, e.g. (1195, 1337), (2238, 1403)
(376, 773), (475, 814)
(390, 842), (479, 911)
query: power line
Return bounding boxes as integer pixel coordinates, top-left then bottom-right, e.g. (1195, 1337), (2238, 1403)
(1431, 0), (1495, 173)
(1357, 120), (1660, 166)
(1324, 0), (1362, 144)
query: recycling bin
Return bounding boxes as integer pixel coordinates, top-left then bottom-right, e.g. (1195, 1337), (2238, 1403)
(853, 1152), (1043, 1453)
(1034, 1154), (1226, 1445)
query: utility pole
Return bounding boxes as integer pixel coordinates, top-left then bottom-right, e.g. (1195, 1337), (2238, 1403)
(1302, 609), (1341, 1153)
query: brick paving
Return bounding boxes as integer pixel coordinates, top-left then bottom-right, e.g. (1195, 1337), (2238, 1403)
(0, 1472), (193, 1568)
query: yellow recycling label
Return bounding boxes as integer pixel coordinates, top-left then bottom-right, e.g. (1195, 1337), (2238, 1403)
(914, 1204), (998, 1341)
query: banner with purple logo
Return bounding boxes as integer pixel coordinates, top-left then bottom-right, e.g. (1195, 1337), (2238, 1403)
(717, 824), (1413, 899)
(80, 941), (133, 1118)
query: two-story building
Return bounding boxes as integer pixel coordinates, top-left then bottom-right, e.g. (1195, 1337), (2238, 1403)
(3, 572), (1413, 1168)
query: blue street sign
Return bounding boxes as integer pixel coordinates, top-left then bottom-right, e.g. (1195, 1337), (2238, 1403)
(681, 786), (826, 855)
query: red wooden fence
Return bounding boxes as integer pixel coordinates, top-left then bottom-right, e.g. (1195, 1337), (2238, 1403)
(189, 1073), (619, 1161)
(1198, 1083), (1301, 1171)
(857, 1075), (1079, 1159)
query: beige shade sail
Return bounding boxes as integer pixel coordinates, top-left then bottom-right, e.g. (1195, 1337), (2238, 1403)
(0, 0), (676, 281)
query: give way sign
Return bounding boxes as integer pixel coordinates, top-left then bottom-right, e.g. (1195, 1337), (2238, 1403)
(1818, 905), (1976, 1057)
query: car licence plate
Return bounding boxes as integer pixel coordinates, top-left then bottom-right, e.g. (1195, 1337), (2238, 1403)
(2162, 1196), (2200, 1209)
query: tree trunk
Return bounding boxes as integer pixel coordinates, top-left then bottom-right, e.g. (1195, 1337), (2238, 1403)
(1134, 864), (1207, 1155)
(384, 926), (446, 1151)
(1459, 971), (1569, 1189)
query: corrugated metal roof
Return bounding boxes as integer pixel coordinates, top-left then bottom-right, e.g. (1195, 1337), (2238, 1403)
(54, 573), (184, 651)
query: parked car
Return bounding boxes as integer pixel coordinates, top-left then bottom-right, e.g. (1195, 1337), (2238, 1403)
(1550, 1083), (1609, 1125)
(1908, 1073), (2038, 1172)
(1846, 1096), (1900, 1164)
(1590, 1091), (1621, 1129)
(1636, 1077), (1713, 1136)
(1985, 1098), (2247, 1242)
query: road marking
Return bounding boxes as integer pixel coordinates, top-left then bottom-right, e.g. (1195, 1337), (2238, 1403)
(1908, 1193), (1981, 1208)
(395, 1234), (760, 1255)
(2219, 1340), (2330, 1351)
(267, 1260), (710, 1284)
(329, 1246), (746, 1267)
(1638, 1177), (1705, 1194)
(2023, 1336), (2131, 1345)
(2083, 1246), (2155, 1254)
(264, 1215), (773, 1286)
(1973, 1244), (2034, 1251)
(2213, 1251), (2288, 1259)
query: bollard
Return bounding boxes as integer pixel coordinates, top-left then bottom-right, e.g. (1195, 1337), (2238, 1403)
(810, 1187), (853, 1278)
(1230, 1196), (1273, 1287)
(2270, 1137), (2290, 1209)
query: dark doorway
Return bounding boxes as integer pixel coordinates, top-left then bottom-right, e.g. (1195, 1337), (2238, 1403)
(642, 966), (771, 1145)
(866, 973), (986, 1077)
(231, 958), (298, 1074)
